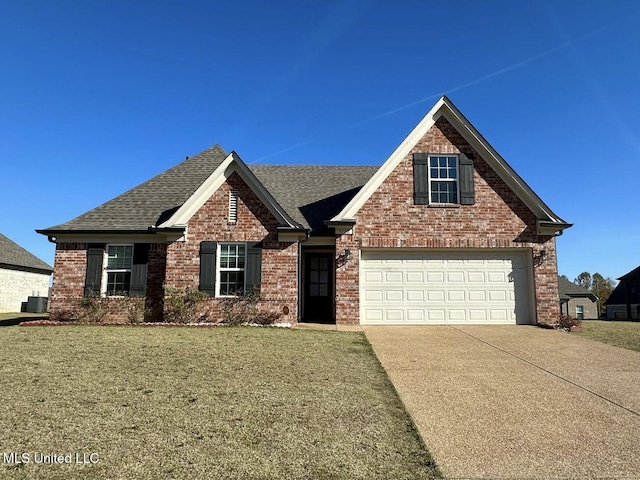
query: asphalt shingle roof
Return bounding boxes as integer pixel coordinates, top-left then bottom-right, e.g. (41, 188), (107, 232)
(41, 145), (229, 232)
(557, 276), (595, 300)
(39, 145), (380, 235)
(619, 266), (640, 281)
(249, 165), (379, 231)
(0, 233), (52, 272)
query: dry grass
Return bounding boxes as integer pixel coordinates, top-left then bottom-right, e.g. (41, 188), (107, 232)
(576, 320), (640, 352)
(0, 326), (440, 479)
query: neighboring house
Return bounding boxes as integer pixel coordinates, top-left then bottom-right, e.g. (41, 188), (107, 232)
(605, 266), (640, 319)
(38, 97), (571, 325)
(0, 233), (52, 313)
(557, 276), (598, 320)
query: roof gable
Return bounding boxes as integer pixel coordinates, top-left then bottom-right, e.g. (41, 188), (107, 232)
(0, 233), (52, 273)
(330, 96), (570, 235)
(157, 152), (301, 230)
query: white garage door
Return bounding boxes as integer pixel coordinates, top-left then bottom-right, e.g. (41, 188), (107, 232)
(360, 250), (533, 325)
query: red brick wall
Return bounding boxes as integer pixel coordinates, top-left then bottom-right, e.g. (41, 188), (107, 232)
(48, 173), (298, 324)
(164, 172), (298, 323)
(49, 243), (87, 320)
(335, 116), (560, 325)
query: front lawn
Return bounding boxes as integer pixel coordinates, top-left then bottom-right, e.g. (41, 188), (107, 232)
(576, 320), (640, 352)
(0, 326), (440, 479)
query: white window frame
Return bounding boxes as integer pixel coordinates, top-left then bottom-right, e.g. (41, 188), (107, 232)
(228, 190), (238, 223)
(428, 155), (460, 204)
(102, 244), (134, 297)
(215, 242), (247, 297)
(575, 305), (584, 320)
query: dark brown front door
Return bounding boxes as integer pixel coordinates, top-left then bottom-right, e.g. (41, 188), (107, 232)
(303, 253), (334, 322)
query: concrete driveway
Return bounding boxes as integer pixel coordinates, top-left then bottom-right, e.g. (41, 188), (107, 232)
(364, 326), (640, 479)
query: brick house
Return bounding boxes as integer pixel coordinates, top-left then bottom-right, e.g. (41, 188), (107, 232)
(0, 233), (52, 313)
(38, 97), (570, 325)
(557, 276), (598, 320)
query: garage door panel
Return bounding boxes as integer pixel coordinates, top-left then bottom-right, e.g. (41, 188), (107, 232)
(428, 290), (445, 301)
(467, 271), (485, 282)
(468, 290), (486, 302)
(364, 271), (383, 283)
(488, 290), (507, 302)
(447, 290), (465, 302)
(406, 290), (425, 302)
(385, 309), (404, 322)
(406, 271), (424, 283)
(361, 250), (532, 325)
(385, 271), (403, 283)
(447, 272), (465, 283)
(427, 271), (444, 282)
(385, 290), (403, 302)
(365, 290), (383, 301)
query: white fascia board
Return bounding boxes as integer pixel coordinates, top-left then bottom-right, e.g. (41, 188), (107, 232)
(332, 96), (568, 228)
(442, 98), (567, 225)
(331, 97), (446, 222)
(232, 155), (300, 229)
(158, 153), (236, 228)
(158, 152), (299, 230)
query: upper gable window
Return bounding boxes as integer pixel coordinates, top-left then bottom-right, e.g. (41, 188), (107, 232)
(413, 152), (475, 206)
(429, 155), (458, 204)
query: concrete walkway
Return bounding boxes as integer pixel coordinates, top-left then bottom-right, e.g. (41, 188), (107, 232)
(364, 325), (640, 479)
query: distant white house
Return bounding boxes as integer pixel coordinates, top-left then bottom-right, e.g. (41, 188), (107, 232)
(0, 233), (52, 313)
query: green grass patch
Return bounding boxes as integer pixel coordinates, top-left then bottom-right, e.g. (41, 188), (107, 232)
(0, 326), (440, 479)
(576, 320), (640, 352)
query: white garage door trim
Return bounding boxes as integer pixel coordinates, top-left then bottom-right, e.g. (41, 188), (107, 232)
(360, 249), (535, 325)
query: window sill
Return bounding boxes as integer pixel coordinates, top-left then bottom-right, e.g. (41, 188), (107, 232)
(427, 203), (460, 208)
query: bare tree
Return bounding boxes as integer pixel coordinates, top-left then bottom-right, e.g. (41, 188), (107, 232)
(592, 273), (616, 314)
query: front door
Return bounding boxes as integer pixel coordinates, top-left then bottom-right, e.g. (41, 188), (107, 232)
(303, 253), (334, 322)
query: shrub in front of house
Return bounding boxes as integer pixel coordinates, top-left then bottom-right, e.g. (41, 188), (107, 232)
(556, 314), (582, 332)
(219, 291), (282, 326)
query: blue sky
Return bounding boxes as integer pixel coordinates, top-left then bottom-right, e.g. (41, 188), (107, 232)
(1, 0), (639, 282)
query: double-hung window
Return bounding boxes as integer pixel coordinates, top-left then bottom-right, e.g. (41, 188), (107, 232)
(104, 245), (133, 295)
(575, 305), (584, 320)
(429, 155), (458, 204)
(413, 152), (474, 206)
(217, 243), (246, 296)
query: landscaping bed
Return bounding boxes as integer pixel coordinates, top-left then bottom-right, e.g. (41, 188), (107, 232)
(0, 326), (440, 479)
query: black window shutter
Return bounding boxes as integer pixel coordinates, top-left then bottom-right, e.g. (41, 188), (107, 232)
(130, 243), (149, 296)
(84, 245), (105, 296)
(413, 153), (429, 205)
(199, 241), (217, 296)
(459, 153), (475, 205)
(245, 242), (262, 295)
